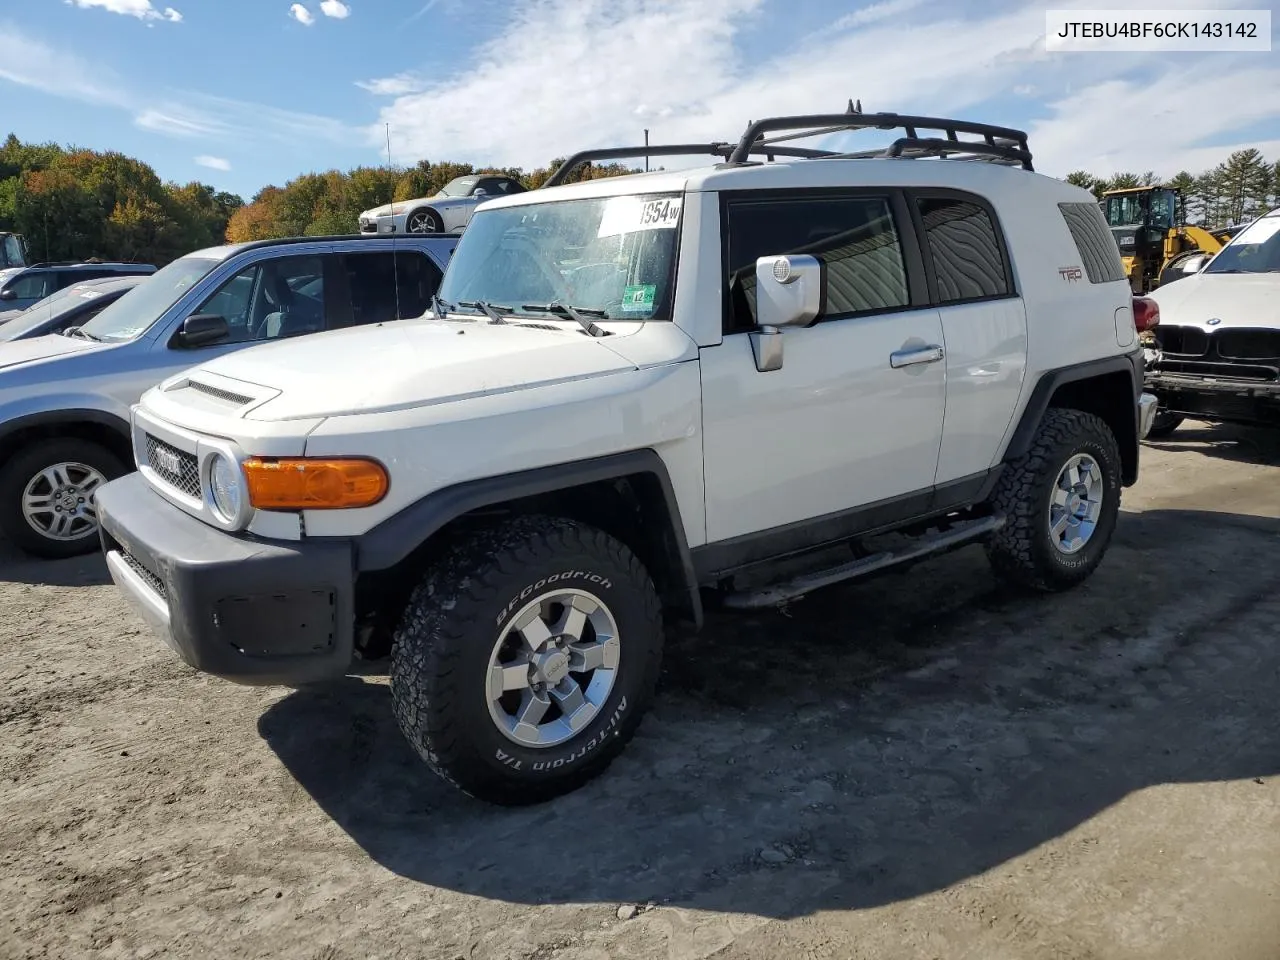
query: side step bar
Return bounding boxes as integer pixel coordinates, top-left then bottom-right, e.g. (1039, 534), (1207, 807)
(723, 514), (1006, 610)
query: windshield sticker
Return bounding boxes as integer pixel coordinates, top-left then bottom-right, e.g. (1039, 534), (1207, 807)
(621, 284), (657, 313)
(597, 196), (683, 238)
(1233, 216), (1280, 246)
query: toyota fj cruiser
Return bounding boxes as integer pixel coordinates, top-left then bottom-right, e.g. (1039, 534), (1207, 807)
(95, 108), (1159, 805)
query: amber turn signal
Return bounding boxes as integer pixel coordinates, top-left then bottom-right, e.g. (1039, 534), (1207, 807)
(243, 457), (388, 510)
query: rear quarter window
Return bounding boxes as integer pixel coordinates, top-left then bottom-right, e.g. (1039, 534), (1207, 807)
(1058, 202), (1126, 284)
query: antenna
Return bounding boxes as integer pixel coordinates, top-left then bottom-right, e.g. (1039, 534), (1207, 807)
(386, 123), (404, 324)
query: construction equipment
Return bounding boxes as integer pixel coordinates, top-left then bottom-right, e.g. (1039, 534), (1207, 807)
(1101, 186), (1235, 294)
(0, 232), (27, 269)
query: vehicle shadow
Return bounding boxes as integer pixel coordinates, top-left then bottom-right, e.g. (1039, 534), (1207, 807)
(0, 537), (111, 588)
(258, 508), (1280, 919)
(1145, 421), (1280, 466)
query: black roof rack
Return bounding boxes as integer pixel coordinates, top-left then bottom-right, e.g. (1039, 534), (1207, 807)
(727, 101), (1033, 170)
(543, 142), (837, 188)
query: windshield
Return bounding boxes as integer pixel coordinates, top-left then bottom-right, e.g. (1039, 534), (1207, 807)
(0, 283), (127, 340)
(79, 256), (218, 342)
(438, 177), (478, 198)
(1104, 194), (1144, 228)
(1, 235), (23, 268)
(437, 192), (683, 321)
(1203, 212), (1280, 274)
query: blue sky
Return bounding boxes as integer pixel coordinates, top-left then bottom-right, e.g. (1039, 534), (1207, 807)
(1, 0), (1277, 200)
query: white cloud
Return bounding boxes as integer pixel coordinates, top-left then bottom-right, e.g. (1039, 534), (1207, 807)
(833, 0), (928, 30)
(320, 0), (350, 18)
(195, 155), (231, 172)
(356, 72), (427, 96)
(134, 108), (227, 138)
(370, 0), (1277, 181)
(1029, 64), (1280, 178)
(290, 3), (315, 25)
(0, 25), (132, 106)
(65, 0), (182, 22)
(0, 24), (355, 151)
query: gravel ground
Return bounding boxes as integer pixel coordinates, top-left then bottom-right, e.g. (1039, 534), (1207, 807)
(2, 422), (1278, 960)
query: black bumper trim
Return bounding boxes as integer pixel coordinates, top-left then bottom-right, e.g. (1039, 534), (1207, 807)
(97, 472), (357, 686)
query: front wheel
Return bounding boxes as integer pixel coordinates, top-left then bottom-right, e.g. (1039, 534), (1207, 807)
(1145, 410), (1184, 440)
(405, 208), (442, 233)
(389, 516), (663, 805)
(985, 408), (1122, 592)
(0, 438), (126, 559)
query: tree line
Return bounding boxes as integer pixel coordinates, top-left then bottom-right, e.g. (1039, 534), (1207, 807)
(0, 134), (243, 266)
(1065, 149), (1280, 228)
(3, 130), (1278, 267)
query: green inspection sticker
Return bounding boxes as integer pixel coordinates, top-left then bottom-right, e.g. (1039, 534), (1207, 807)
(621, 284), (656, 313)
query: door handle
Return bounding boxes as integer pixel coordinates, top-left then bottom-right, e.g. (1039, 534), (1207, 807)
(890, 344), (945, 369)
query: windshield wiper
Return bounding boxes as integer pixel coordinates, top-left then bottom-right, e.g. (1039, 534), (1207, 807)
(64, 326), (100, 341)
(457, 300), (510, 325)
(520, 302), (609, 338)
(431, 294), (456, 318)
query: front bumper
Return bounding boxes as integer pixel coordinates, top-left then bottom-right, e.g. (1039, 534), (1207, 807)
(358, 215), (397, 235)
(1145, 372), (1280, 428)
(97, 472), (356, 686)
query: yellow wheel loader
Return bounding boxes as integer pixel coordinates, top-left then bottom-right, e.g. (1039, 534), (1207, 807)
(1101, 186), (1237, 294)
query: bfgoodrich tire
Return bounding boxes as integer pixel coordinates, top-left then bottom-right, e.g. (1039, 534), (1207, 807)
(389, 515), (663, 806)
(985, 408), (1123, 592)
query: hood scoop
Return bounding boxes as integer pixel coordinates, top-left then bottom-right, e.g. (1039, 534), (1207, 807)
(158, 370), (281, 417)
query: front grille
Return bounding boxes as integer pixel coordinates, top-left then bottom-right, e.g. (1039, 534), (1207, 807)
(120, 548), (166, 600)
(1217, 329), (1280, 361)
(189, 381), (253, 405)
(144, 434), (200, 499)
(1155, 326), (1209, 356)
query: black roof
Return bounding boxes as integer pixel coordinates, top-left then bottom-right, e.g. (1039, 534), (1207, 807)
(224, 232), (462, 256)
(545, 101), (1034, 187)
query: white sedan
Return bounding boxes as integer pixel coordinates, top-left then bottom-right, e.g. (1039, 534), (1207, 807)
(358, 174), (528, 235)
(1144, 206), (1280, 437)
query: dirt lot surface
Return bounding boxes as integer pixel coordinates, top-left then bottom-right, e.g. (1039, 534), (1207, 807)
(2, 422), (1279, 960)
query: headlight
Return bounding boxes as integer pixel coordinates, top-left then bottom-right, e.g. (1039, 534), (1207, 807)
(208, 454), (243, 521)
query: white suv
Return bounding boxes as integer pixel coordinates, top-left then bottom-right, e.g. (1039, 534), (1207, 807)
(96, 109), (1158, 805)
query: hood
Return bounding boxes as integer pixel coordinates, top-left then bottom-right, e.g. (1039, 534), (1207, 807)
(365, 193), (464, 218)
(184, 318), (643, 421)
(1148, 273), (1280, 330)
(0, 332), (104, 371)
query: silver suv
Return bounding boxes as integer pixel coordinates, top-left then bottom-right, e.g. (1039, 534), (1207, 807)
(0, 233), (456, 558)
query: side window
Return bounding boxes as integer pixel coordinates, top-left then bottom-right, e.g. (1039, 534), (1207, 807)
(915, 197), (1010, 303)
(188, 255), (325, 345)
(343, 252), (400, 326)
(394, 251), (444, 318)
(723, 195), (908, 333)
(1058, 202), (1127, 284)
(7, 273), (52, 300)
(342, 251), (445, 325)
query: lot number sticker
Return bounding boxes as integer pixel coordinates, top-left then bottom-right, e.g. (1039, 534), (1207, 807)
(621, 284), (656, 313)
(597, 196), (683, 238)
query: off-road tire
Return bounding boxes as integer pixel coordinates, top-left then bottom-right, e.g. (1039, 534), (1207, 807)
(0, 438), (125, 559)
(985, 408), (1122, 592)
(389, 515), (663, 805)
(1145, 410), (1184, 440)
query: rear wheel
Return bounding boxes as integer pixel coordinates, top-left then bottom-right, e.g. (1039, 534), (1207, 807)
(985, 409), (1122, 592)
(389, 515), (663, 805)
(0, 438), (125, 559)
